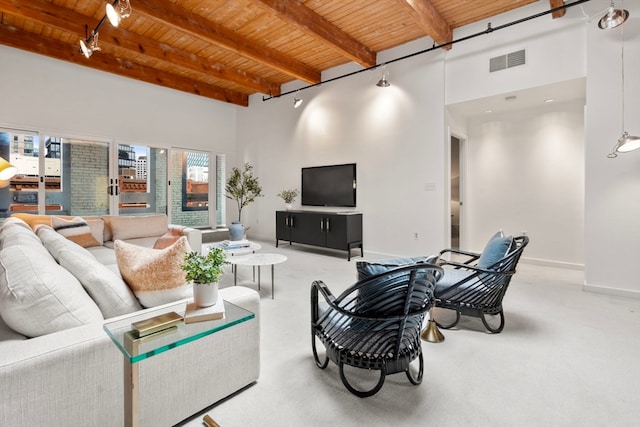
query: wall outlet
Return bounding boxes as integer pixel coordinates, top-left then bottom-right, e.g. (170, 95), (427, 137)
(424, 182), (436, 192)
(413, 232), (419, 240)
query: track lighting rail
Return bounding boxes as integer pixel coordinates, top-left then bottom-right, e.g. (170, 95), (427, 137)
(262, 0), (593, 102)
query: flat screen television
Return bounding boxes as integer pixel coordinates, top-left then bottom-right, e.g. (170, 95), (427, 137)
(302, 163), (356, 207)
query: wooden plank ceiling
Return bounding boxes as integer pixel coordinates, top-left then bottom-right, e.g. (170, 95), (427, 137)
(0, 0), (567, 107)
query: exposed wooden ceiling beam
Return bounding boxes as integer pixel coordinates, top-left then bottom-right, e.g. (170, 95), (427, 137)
(0, 24), (248, 106)
(0, 0), (280, 96)
(133, 0), (321, 84)
(254, 0), (377, 68)
(395, 0), (452, 49)
(549, 0), (567, 18)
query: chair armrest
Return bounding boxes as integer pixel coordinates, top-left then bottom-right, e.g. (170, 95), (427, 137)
(440, 260), (514, 276)
(310, 280), (336, 323)
(439, 248), (481, 265)
(172, 226), (202, 251)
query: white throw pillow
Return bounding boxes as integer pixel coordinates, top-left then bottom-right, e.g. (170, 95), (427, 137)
(0, 245), (103, 338)
(0, 217), (42, 249)
(57, 248), (142, 318)
(36, 225), (91, 262)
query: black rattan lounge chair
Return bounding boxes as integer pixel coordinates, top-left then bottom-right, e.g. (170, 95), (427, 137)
(433, 234), (529, 333)
(311, 263), (443, 397)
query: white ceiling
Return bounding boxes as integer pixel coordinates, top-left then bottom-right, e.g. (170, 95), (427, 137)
(446, 77), (586, 120)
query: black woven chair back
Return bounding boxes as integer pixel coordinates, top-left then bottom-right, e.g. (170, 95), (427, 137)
(435, 235), (529, 333)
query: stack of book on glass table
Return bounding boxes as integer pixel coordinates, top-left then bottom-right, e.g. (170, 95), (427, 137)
(184, 299), (226, 324)
(220, 239), (250, 250)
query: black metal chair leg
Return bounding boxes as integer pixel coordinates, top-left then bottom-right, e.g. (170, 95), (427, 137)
(434, 308), (460, 329)
(339, 362), (386, 398)
(311, 333), (329, 369)
(481, 310), (505, 333)
(405, 351), (423, 385)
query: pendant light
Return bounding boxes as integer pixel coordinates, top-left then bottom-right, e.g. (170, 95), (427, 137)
(606, 3), (639, 158)
(598, 1), (629, 29)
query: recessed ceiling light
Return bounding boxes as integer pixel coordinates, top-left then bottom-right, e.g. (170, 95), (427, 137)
(544, 98), (555, 103)
(484, 109), (493, 113)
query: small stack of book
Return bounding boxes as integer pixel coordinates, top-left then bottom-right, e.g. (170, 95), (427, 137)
(220, 239), (250, 250)
(184, 299), (226, 324)
(131, 312), (183, 338)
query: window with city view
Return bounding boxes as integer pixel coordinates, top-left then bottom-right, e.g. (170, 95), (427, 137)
(0, 129), (224, 229)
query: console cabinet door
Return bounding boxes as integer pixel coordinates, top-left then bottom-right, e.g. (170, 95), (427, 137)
(324, 214), (362, 250)
(291, 212), (325, 246)
(324, 214), (347, 250)
(275, 211), (291, 242)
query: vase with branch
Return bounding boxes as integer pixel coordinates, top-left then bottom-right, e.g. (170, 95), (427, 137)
(277, 189), (299, 210)
(225, 163), (263, 240)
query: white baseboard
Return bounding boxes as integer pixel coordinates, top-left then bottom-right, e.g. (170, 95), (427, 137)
(519, 257), (584, 270)
(583, 283), (640, 299)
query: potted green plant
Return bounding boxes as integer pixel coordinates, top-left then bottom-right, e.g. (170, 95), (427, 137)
(181, 247), (226, 307)
(225, 163), (263, 240)
(277, 189), (299, 210)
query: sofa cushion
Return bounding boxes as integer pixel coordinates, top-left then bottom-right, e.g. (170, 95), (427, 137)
(109, 214), (168, 242)
(115, 236), (192, 308)
(8, 212), (53, 229)
(0, 217), (42, 249)
(0, 216), (32, 232)
(85, 218), (105, 246)
(36, 224), (140, 317)
(86, 245), (117, 266)
(477, 231), (513, 269)
(0, 314), (26, 341)
(36, 224), (91, 257)
(0, 244), (103, 338)
(57, 248), (142, 318)
(153, 226), (186, 249)
(101, 215), (115, 242)
(434, 268), (476, 299)
(52, 216), (101, 248)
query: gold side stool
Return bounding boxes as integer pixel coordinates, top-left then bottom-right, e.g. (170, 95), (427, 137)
(421, 310), (445, 343)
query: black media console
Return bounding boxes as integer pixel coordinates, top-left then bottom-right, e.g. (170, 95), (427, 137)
(275, 210), (363, 261)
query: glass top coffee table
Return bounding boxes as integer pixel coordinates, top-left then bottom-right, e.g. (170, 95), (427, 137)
(104, 300), (254, 427)
(226, 253), (287, 299)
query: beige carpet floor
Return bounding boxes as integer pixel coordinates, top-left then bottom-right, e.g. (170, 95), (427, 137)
(181, 240), (640, 427)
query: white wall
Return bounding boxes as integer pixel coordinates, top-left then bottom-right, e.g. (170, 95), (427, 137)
(0, 45), (236, 154)
(1, 0), (637, 296)
(236, 38), (448, 258)
(464, 101), (585, 268)
(584, 0), (640, 296)
(445, 1), (586, 105)
(236, 0), (639, 296)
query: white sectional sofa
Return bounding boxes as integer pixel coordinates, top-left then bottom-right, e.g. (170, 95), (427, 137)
(0, 214), (260, 427)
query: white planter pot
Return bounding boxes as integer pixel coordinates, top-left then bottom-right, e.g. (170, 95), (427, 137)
(193, 282), (219, 307)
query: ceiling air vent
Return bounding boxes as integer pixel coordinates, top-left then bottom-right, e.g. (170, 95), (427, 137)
(489, 49), (526, 72)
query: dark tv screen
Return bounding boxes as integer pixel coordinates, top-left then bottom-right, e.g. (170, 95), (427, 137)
(302, 163), (356, 207)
